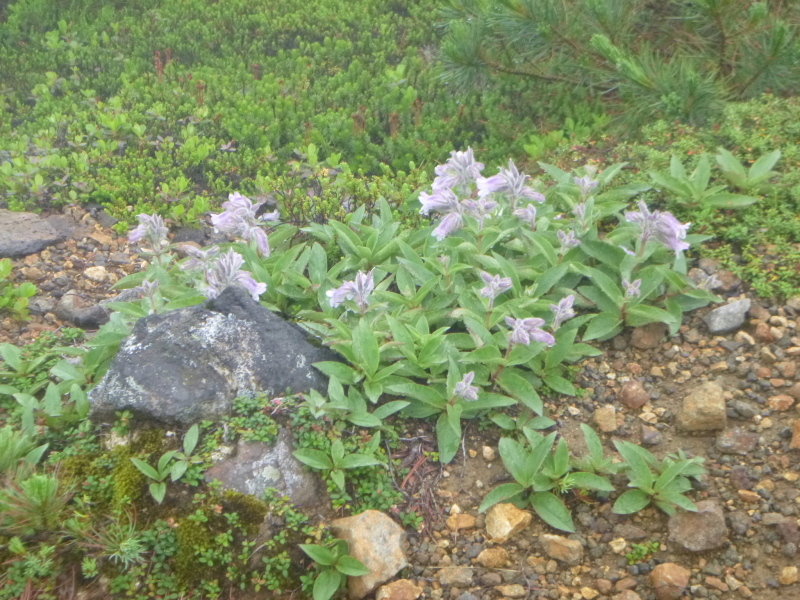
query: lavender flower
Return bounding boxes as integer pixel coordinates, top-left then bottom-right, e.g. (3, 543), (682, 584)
(622, 278), (642, 298)
(513, 204), (538, 229)
(573, 175), (598, 197)
(181, 245), (221, 274)
(432, 210), (464, 241)
(478, 271), (513, 301)
(129, 214), (169, 250)
(210, 192), (280, 256)
(624, 201), (690, 254)
(432, 147), (484, 192)
(477, 159), (545, 206)
(419, 188), (458, 216)
(454, 371), (479, 402)
(505, 317), (556, 347)
(204, 249), (266, 301)
(461, 197), (497, 230)
(557, 229), (580, 252)
(327, 270), (374, 312)
(550, 294), (575, 329)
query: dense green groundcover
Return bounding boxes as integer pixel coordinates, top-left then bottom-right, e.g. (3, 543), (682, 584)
(1, 0), (800, 598)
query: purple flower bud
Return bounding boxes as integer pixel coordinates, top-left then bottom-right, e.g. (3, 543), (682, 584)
(204, 249), (266, 301)
(134, 278), (160, 299)
(419, 189), (459, 216)
(432, 147), (484, 192)
(181, 246), (221, 273)
(129, 214), (169, 250)
(550, 294), (575, 329)
(432, 211), (464, 241)
(478, 271), (513, 300)
(557, 229), (580, 251)
(326, 270), (375, 311)
(513, 204), (538, 229)
(624, 201), (690, 254)
(454, 371), (479, 402)
(505, 316), (556, 347)
(573, 175), (598, 197)
(476, 159), (544, 206)
(461, 197), (497, 230)
(210, 192), (279, 256)
(622, 278), (642, 298)
(653, 212), (691, 253)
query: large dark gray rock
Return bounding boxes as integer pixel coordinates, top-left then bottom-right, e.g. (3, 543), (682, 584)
(204, 429), (324, 508)
(89, 286), (337, 424)
(0, 210), (64, 258)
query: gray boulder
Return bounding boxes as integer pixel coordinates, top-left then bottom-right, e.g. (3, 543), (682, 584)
(0, 209), (64, 258)
(89, 286), (337, 424)
(204, 429), (324, 508)
(703, 299), (751, 333)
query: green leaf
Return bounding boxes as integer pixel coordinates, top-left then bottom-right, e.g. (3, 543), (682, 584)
(703, 192), (758, 208)
(543, 374), (575, 396)
(149, 482), (167, 504)
(313, 362), (359, 385)
(0, 343), (22, 371)
(372, 400), (409, 420)
(614, 441), (655, 490)
(170, 460), (189, 482)
(497, 370), (543, 415)
(625, 304), (677, 328)
(330, 469), (346, 492)
(569, 472), (615, 492)
(130, 457), (160, 481)
(293, 448), (334, 470)
(340, 454), (384, 469)
(42, 383), (62, 417)
(478, 483), (526, 513)
(531, 491), (575, 532)
(353, 319), (380, 378)
(612, 489), (651, 514)
(436, 413), (461, 464)
(183, 424), (199, 455)
(580, 424), (604, 462)
(300, 544), (337, 566)
(330, 439), (345, 465)
(157, 451), (176, 474)
(748, 148), (781, 182)
(313, 569), (344, 600)
(336, 555), (370, 577)
(498, 437), (531, 486)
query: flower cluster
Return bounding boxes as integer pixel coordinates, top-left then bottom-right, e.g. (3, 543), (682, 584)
(624, 200), (690, 254)
(505, 317), (556, 347)
(327, 270), (375, 312)
(211, 192), (280, 256)
(420, 150), (546, 241)
(203, 249), (267, 301)
(129, 214), (169, 251)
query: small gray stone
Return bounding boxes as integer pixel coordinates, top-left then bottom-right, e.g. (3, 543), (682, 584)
(703, 299), (751, 333)
(715, 428), (759, 454)
(727, 511), (751, 536)
(55, 290), (110, 329)
(204, 429), (323, 508)
(668, 500), (728, 551)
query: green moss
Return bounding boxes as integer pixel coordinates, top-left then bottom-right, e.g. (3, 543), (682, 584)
(59, 452), (99, 484)
(111, 454), (147, 507)
(221, 490), (268, 531)
(130, 428), (169, 455)
(174, 517), (212, 585)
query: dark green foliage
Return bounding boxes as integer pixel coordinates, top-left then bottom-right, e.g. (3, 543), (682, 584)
(439, 0), (800, 125)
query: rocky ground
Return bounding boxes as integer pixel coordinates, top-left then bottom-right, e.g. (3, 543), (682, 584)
(2, 204), (800, 600)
